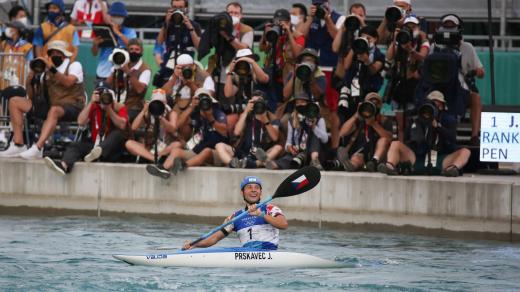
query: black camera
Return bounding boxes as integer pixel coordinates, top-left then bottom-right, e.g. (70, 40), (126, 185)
(396, 26), (413, 45)
(199, 94), (213, 111)
(290, 152), (307, 168)
(234, 60), (252, 77)
(385, 6), (405, 31)
(344, 15), (361, 32)
(266, 25), (282, 43)
(358, 101), (377, 120)
(30, 58), (47, 74)
(296, 103), (320, 119)
(149, 100), (166, 117)
(352, 37), (370, 55)
(315, 4), (327, 20)
(96, 88), (114, 105)
(182, 66), (194, 80)
(296, 62), (316, 82)
(222, 102), (247, 115)
(418, 100), (438, 124)
(434, 26), (462, 47)
(253, 100), (267, 115)
(170, 9), (184, 27)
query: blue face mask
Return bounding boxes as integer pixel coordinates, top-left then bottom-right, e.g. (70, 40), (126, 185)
(47, 12), (61, 24)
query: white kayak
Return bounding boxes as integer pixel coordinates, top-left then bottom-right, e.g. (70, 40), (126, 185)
(113, 247), (344, 269)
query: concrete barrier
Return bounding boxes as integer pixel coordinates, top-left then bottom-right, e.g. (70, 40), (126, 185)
(0, 158), (518, 241)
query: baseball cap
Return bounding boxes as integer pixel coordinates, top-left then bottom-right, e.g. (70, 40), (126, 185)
(404, 15), (419, 25)
(176, 54), (194, 65)
(240, 176), (263, 190)
(441, 14), (461, 26)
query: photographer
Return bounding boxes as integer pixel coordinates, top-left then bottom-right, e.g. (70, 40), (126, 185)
(125, 89), (179, 163)
(223, 49), (269, 131)
(259, 9), (305, 112)
(377, 0), (413, 44)
(33, 0), (80, 61)
(334, 26), (384, 122)
(267, 92), (328, 170)
(290, 3), (308, 35)
(215, 91), (280, 169)
(338, 93), (392, 172)
(70, 0), (108, 39)
(440, 14), (485, 145)
(91, 2), (137, 81)
(300, 0), (346, 150)
(155, 0), (202, 87)
(0, 21), (33, 88)
(105, 38), (151, 123)
(283, 48), (326, 104)
(378, 91), (470, 177)
(43, 82), (128, 175)
(0, 41), (85, 159)
(385, 15), (429, 142)
(146, 89), (228, 179)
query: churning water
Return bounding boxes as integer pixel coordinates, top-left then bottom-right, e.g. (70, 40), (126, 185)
(1, 215), (519, 291)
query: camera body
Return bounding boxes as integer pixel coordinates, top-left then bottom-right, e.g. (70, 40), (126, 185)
(434, 26), (462, 47)
(109, 48), (130, 69)
(315, 4), (327, 20)
(290, 152), (307, 168)
(417, 100), (439, 124)
(296, 102), (320, 120)
(296, 62), (316, 83)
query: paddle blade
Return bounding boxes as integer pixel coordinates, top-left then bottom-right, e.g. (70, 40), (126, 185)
(273, 166), (321, 199)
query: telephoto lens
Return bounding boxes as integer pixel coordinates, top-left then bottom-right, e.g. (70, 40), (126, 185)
(182, 67), (194, 80)
(234, 60), (252, 77)
(305, 103), (320, 119)
(291, 152), (307, 168)
(171, 10), (184, 26)
(352, 37), (370, 55)
(344, 15), (361, 32)
(199, 94), (213, 111)
(296, 62), (315, 82)
(253, 100), (267, 115)
(30, 58), (47, 74)
(358, 101), (377, 120)
(99, 89), (114, 105)
(149, 100), (166, 116)
(418, 101), (438, 124)
(385, 6), (404, 23)
(266, 25), (281, 43)
(315, 4), (326, 20)
(396, 27), (412, 45)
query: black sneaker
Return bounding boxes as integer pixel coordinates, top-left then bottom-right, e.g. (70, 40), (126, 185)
(44, 156), (67, 176)
(365, 159), (379, 172)
(172, 157), (185, 175)
(254, 148), (268, 163)
(377, 162), (398, 175)
(229, 157), (247, 168)
(146, 164), (171, 179)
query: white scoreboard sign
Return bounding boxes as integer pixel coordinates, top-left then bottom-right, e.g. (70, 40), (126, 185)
(480, 112), (520, 163)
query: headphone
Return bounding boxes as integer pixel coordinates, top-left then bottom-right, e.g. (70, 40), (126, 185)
(440, 13), (464, 32)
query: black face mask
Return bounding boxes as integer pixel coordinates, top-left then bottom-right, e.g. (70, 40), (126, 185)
(129, 52), (142, 63)
(51, 56), (64, 67)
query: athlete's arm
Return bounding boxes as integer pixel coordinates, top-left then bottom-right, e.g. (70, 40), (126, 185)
(248, 204), (289, 230)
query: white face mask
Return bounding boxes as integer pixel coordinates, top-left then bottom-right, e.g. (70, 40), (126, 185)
(290, 15), (301, 26)
(5, 28), (15, 39)
(112, 17), (124, 26)
(17, 17), (29, 26)
(231, 16), (240, 26)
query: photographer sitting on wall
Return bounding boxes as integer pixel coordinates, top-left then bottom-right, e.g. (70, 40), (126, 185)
(215, 90), (281, 169)
(105, 38), (151, 123)
(378, 91), (470, 177)
(146, 89), (228, 179)
(43, 82), (128, 175)
(223, 48), (269, 131)
(0, 41), (85, 159)
(338, 92), (392, 172)
(125, 89), (180, 163)
(154, 0), (202, 88)
(266, 92), (328, 170)
(333, 25), (385, 122)
(385, 15), (429, 142)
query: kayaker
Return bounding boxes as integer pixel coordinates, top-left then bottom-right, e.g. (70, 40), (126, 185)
(183, 176), (288, 250)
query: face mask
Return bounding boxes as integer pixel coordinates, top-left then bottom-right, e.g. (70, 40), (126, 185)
(369, 41), (375, 49)
(51, 56), (64, 67)
(231, 16), (240, 26)
(47, 12), (60, 23)
(413, 29), (420, 39)
(129, 52), (142, 63)
(5, 28), (15, 39)
(17, 17), (29, 26)
(112, 17), (125, 26)
(290, 15), (301, 26)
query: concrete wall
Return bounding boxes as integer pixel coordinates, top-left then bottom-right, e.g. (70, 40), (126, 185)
(0, 159), (518, 241)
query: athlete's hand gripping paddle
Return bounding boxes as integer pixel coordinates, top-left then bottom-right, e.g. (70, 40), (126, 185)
(185, 166), (321, 249)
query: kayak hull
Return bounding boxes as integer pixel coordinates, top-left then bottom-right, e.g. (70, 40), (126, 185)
(113, 247), (343, 268)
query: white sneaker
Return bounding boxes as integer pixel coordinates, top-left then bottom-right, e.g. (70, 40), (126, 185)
(84, 146), (102, 163)
(19, 144), (43, 160)
(0, 142), (28, 158)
